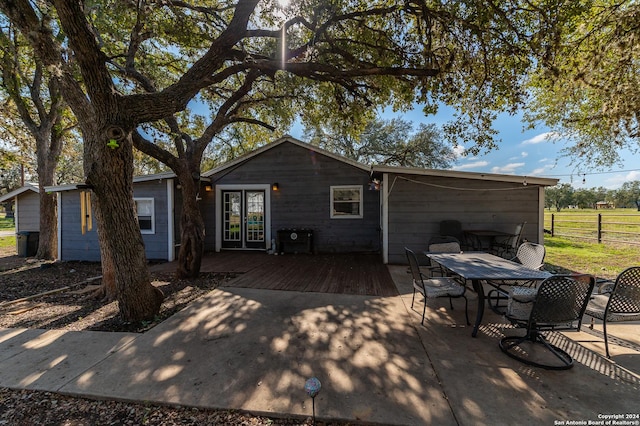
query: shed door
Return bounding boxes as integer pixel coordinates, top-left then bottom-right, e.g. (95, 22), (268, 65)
(221, 190), (265, 249)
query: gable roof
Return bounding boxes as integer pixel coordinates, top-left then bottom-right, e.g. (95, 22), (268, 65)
(202, 135), (558, 186)
(0, 183), (39, 203)
(202, 135), (370, 178)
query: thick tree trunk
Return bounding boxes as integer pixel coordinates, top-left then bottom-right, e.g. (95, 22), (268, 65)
(176, 174), (205, 279)
(91, 195), (117, 302)
(85, 128), (163, 321)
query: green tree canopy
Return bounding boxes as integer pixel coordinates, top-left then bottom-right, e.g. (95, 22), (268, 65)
(0, 0), (613, 320)
(526, 1), (639, 167)
(304, 117), (457, 168)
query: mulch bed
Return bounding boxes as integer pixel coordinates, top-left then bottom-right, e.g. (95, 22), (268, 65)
(0, 256), (230, 333)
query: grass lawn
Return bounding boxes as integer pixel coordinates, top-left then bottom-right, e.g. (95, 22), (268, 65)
(0, 215), (15, 231)
(0, 236), (16, 249)
(543, 235), (640, 280)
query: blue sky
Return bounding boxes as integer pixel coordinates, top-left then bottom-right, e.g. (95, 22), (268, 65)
(290, 105), (640, 190)
(397, 106), (640, 189)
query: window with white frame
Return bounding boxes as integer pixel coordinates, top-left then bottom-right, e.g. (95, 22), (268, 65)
(330, 185), (363, 219)
(134, 198), (155, 234)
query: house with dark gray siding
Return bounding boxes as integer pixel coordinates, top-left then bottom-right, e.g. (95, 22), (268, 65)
(373, 165), (553, 264)
(200, 137), (381, 254)
(8, 136), (557, 264)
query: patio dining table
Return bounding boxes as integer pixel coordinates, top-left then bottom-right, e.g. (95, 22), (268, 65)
(425, 251), (552, 337)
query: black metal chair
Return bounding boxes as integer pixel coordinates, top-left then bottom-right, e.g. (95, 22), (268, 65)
(491, 222), (526, 258)
(585, 266), (640, 358)
(426, 237), (461, 278)
(499, 274), (595, 370)
(439, 220), (469, 250)
(405, 247), (469, 326)
(487, 242), (546, 314)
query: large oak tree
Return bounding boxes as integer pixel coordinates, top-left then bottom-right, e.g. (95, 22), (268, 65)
(526, 1), (639, 167)
(0, 25), (73, 259)
(0, 0), (591, 320)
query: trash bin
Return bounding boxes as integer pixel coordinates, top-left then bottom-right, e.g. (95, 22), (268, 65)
(27, 231), (39, 256)
(16, 231), (29, 257)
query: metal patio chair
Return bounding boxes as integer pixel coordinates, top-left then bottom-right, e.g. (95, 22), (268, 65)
(405, 247), (469, 326)
(426, 237), (461, 278)
(439, 220), (468, 249)
(499, 274), (595, 370)
(491, 222), (526, 258)
(585, 266), (640, 358)
(486, 242), (546, 314)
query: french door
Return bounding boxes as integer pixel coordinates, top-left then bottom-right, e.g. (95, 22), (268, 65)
(221, 190), (266, 249)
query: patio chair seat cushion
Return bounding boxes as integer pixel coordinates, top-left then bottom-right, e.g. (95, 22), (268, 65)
(586, 294), (640, 322)
(507, 286), (538, 320)
(419, 277), (466, 298)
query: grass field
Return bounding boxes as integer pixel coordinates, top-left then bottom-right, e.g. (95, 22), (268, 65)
(0, 214), (15, 230)
(0, 212), (16, 250)
(0, 236), (15, 249)
(544, 208), (640, 245)
(543, 235), (640, 280)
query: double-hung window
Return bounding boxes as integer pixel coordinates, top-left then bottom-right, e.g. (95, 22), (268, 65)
(330, 185), (363, 219)
(134, 198), (155, 234)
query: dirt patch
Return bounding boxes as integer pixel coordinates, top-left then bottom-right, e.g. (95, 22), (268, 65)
(0, 255), (230, 332)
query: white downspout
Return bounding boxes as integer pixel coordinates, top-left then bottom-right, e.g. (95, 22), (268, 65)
(167, 179), (175, 261)
(382, 172), (389, 264)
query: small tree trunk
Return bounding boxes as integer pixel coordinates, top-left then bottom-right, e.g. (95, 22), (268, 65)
(176, 175), (205, 279)
(36, 187), (57, 260)
(35, 130), (63, 260)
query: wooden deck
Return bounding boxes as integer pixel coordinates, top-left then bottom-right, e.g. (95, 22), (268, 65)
(169, 252), (398, 297)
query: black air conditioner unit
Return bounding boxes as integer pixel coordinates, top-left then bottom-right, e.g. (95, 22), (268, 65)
(277, 228), (314, 254)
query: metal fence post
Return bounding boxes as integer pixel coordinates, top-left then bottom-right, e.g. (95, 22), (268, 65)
(597, 213), (602, 243)
(551, 214), (555, 237)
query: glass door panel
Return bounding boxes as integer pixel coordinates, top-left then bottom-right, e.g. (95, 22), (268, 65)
(222, 191), (242, 248)
(245, 191), (265, 249)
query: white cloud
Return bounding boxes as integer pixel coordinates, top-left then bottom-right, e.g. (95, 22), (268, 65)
(452, 145), (466, 157)
(521, 132), (561, 145)
(602, 170), (640, 189)
(452, 161), (489, 171)
(529, 167), (547, 176)
(491, 162), (525, 174)
(509, 152), (529, 161)
(626, 170), (640, 181)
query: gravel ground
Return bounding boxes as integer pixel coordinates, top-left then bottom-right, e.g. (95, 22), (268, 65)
(0, 246), (355, 425)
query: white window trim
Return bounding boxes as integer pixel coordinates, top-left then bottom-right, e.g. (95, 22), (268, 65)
(134, 197), (155, 234)
(330, 185), (363, 219)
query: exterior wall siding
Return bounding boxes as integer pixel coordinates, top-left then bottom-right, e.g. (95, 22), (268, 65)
(59, 180), (170, 261)
(16, 191), (40, 232)
(208, 142), (380, 253)
(387, 174), (542, 264)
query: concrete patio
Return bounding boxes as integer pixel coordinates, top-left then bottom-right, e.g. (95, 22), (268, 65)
(0, 256), (638, 425)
